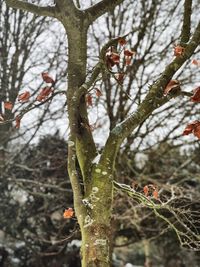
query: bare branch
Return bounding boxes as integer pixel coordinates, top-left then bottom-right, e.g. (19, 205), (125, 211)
(85, 0), (125, 23)
(74, 0), (81, 9)
(114, 181), (200, 249)
(100, 21), (200, 166)
(6, 0), (57, 17)
(68, 37), (122, 186)
(0, 90), (66, 127)
(67, 138), (87, 226)
(180, 0), (192, 44)
(8, 177), (72, 193)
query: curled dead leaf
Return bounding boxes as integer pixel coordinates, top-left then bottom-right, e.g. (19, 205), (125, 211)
(95, 88), (102, 97)
(18, 91), (30, 102)
(194, 124), (200, 139)
(124, 49), (135, 57)
(164, 80), (180, 96)
(4, 101), (13, 110)
(15, 115), (21, 129)
(86, 94), (93, 106)
(118, 37), (127, 46)
(182, 120), (200, 139)
(190, 86), (200, 103)
(110, 52), (120, 63)
(36, 87), (53, 102)
(42, 72), (55, 85)
(191, 59), (200, 67)
(106, 52), (120, 69)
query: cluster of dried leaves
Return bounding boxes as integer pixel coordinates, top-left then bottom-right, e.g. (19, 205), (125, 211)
(86, 88), (102, 107)
(0, 72), (55, 128)
(105, 37), (136, 84)
(163, 45), (200, 140)
(1, 42), (200, 141)
(132, 182), (159, 200)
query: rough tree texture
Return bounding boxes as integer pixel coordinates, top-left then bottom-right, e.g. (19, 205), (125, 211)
(5, 0), (200, 266)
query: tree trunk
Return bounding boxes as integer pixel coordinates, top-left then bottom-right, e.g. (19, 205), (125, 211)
(81, 223), (112, 267)
(63, 13), (114, 267)
(0, 110), (13, 166)
(79, 166), (114, 267)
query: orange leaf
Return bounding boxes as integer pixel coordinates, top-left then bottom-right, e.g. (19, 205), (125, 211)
(110, 52), (120, 64)
(36, 87), (53, 102)
(164, 80), (180, 96)
(86, 94), (93, 106)
(18, 91), (30, 102)
(42, 72), (55, 84)
(106, 51), (120, 69)
(153, 189), (159, 200)
(4, 101), (13, 110)
(182, 120), (200, 139)
(191, 59), (200, 66)
(95, 88), (102, 97)
(15, 115), (21, 129)
(174, 45), (185, 57)
(193, 124), (200, 139)
(63, 208), (74, 219)
(182, 121), (198, 135)
(118, 37), (127, 46)
(190, 86), (200, 102)
(0, 114), (4, 122)
(124, 49), (135, 57)
(143, 185), (149, 197)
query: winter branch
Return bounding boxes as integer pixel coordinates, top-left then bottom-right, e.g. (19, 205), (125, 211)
(85, 0), (125, 23)
(114, 181), (200, 249)
(6, 0), (57, 17)
(101, 21), (200, 165)
(180, 0), (192, 44)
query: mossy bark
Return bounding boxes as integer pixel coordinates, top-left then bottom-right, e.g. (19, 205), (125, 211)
(81, 224), (111, 267)
(62, 15), (113, 267)
(79, 167), (114, 267)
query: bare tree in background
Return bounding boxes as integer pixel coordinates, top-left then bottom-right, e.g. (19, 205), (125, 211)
(0, 4), (68, 265)
(0, 1), (67, 158)
(88, 0), (200, 149)
(4, 0), (200, 266)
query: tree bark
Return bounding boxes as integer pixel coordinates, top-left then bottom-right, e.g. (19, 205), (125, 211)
(80, 162), (113, 267)
(62, 16), (113, 267)
(79, 166), (113, 267)
(81, 223), (111, 267)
